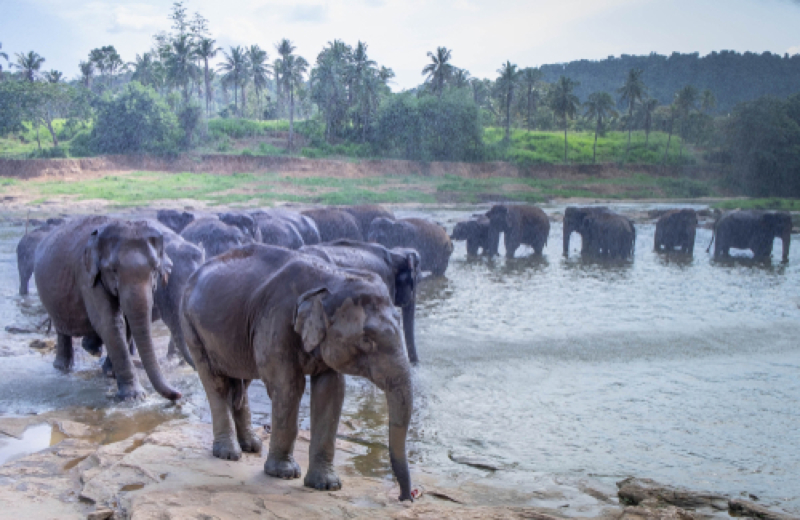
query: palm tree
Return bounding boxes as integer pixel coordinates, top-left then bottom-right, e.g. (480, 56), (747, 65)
(421, 46), (453, 97)
(451, 68), (471, 89)
(196, 38), (222, 116)
(310, 40), (352, 142)
(44, 70), (63, 83)
(617, 68), (647, 162)
(548, 76), (581, 164)
(0, 43), (8, 80)
(247, 45), (272, 119)
(520, 67), (543, 131)
(218, 46), (247, 115)
(674, 84), (698, 159)
(584, 92), (617, 163)
(700, 89), (716, 114)
(165, 34), (198, 103)
(639, 98), (659, 147)
(79, 61), (94, 89)
(496, 61), (521, 143)
(14, 51), (45, 82)
(129, 53), (158, 87)
(275, 39), (296, 117)
(282, 54), (309, 150)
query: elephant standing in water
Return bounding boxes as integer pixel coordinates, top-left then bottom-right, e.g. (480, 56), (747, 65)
(654, 209), (697, 254)
(302, 208), (363, 242)
(343, 204), (395, 238)
(450, 215), (490, 257)
(485, 204), (550, 258)
(563, 206), (610, 256)
(181, 245), (414, 500)
(368, 217), (453, 276)
(17, 218), (66, 295)
(581, 212), (636, 259)
(709, 210), (791, 262)
(34, 216), (181, 401)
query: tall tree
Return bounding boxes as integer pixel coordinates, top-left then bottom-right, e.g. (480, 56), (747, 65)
(0, 43), (8, 80)
(700, 89), (717, 114)
(165, 34), (197, 103)
(496, 61), (521, 142)
(282, 53), (309, 150)
(218, 46), (247, 114)
(520, 67), (543, 131)
(78, 61), (94, 89)
(617, 68), (647, 162)
(196, 38), (221, 116)
(548, 76), (580, 164)
(89, 46), (123, 90)
(421, 47), (453, 97)
(583, 92), (617, 163)
(311, 39), (352, 142)
(129, 53), (158, 87)
(674, 84), (698, 159)
(44, 70), (63, 83)
(14, 51), (45, 82)
(450, 68), (471, 89)
(247, 45), (271, 119)
(639, 98), (659, 146)
(275, 39), (296, 117)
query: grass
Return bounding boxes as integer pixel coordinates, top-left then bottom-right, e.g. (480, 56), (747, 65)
(712, 198), (800, 211)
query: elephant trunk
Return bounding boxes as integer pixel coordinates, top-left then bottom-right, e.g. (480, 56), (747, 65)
(487, 226), (501, 257)
(402, 300), (418, 365)
(386, 370), (414, 501)
(121, 288), (182, 401)
(782, 229), (791, 262)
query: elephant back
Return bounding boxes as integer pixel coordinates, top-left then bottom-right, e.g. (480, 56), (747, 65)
(302, 208), (363, 242)
(344, 205), (396, 238)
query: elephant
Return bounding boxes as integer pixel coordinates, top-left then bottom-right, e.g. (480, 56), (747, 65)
(343, 205), (395, 238)
(156, 209), (195, 233)
(252, 213), (304, 250)
(563, 206), (612, 256)
(253, 209), (321, 245)
(579, 212), (636, 259)
(17, 218), (66, 295)
(180, 218), (254, 257)
(654, 209), (697, 254)
(368, 217), (454, 276)
(450, 215), (490, 257)
(218, 212), (262, 242)
(33, 216), (181, 401)
(708, 210), (791, 262)
(301, 239), (421, 364)
(302, 208), (363, 242)
(181, 244), (414, 500)
(485, 204), (550, 258)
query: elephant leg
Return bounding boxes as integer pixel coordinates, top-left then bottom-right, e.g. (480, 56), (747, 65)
(504, 234), (518, 259)
(166, 337), (177, 359)
(305, 370), (345, 491)
(232, 379), (262, 454)
(102, 355), (115, 378)
(81, 331), (103, 357)
(196, 360), (241, 460)
(53, 334), (74, 372)
(91, 305), (145, 400)
(263, 364), (305, 480)
(466, 239), (479, 257)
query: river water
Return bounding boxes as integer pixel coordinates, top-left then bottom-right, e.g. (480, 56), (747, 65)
(1, 204), (798, 515)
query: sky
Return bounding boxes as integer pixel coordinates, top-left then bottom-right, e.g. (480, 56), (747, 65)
(2, 0), (800, 91)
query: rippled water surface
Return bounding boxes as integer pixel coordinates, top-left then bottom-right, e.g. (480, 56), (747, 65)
(1, 204), (799, 514)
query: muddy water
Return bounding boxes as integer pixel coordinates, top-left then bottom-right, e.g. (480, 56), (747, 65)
(1, 205), (799, 514)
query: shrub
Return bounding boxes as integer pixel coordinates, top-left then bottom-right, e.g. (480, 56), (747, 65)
(69, 130), (93, 157)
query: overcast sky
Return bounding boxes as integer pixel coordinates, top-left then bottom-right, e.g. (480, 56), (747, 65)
(2, 0), (800, 90)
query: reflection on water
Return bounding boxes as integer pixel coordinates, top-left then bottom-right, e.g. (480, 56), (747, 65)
(1, 205), (799, 514)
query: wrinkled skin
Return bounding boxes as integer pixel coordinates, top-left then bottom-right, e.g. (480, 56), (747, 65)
(563, 206), (612, 256)
(156, 209), (195, 233)
(343, 205), (395, 238)
(709, 210), (791, 262)
(450, 216), (490, 257)
(301, 240), (421, 364)
(218, 212), (263, 243)
(17, 218), (66, 295)
(302, 208), (363, 242)
(181, 245), (414, 501)
(181, 218), (253, 257)
(485, 205), (550, 258)
(253, 209), (321, 245)
(34, 216), (181, 401)
(580, 212), (636, 259)
(253, 214), (304, 249)
(654, 209), (697, 254)
(369, 218), (453, 276)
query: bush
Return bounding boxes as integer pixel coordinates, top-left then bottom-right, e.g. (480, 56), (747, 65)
(258, 142), (283, 155)
(178, 105), (203, 147)
(68, 130), (93, 157)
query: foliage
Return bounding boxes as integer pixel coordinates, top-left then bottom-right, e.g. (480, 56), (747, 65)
(207, 118), (290, 139)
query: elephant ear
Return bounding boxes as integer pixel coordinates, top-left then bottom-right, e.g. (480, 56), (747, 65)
(145, 228), (172, 284)
(83, 229), (102, 287)
(293, 288), (330, 352)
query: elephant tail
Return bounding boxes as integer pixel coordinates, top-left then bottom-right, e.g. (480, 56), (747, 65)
(706, 227), (716, 253)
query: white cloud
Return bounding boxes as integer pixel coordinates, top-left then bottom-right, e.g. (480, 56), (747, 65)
(787, 45), (800, 55)
(107, 5), (165, 34)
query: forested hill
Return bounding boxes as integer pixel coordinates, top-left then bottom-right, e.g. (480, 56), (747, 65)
(539, 51), (800, 112)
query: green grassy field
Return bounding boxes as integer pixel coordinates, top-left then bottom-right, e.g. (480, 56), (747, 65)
(712, 198), (800, 211)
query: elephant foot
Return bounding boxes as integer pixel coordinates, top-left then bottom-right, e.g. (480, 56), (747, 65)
(102, 356), (115, 378)
(53, 355), (74, 373)
(304, 466), (342, 491)
(212, 437), (242, 461)
(237, 431), (263, 454)
(264, 455), (301, 479)
(115, 381), (147, 401)
(81, 335), (103, 357)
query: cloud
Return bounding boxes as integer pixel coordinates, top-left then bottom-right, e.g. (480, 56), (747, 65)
(787, 45), (800, 55)
(107, 5), (164, 34)
(285, 3), (329, 23)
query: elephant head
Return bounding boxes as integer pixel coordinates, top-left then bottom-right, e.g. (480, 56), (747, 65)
(293, 276), (414, 501)
(156, 209), (195, 233)
(485, 205), (511, 256)
(367, 217), (399, 246)
(763, 211), (792, 262)
(563, 207), (608, 255)
(219, 212), (263, 243)
(84, 221), (181, 400)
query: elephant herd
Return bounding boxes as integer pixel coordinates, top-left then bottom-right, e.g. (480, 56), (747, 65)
(11, 202), (792, 502)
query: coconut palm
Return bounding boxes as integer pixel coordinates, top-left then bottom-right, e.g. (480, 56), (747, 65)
(0, 43), (9, 79)
(700, 89), (716, 114)
(421, 46), (453, 97)
(617, 68), (647, 162)
(275, 39), (296, 117)
(44, 70), (63, 83)
(496, 61), (520, 143)
(548, 76), (581, 164)
(247, 45), (272, 119)
(451, 68), (471, 89)
(520, 67), (543, 131)
(639, 98), (659, 146)
(218, 46), (248, 114)
(78, 61), (94, 89)
(165, 34), (198, 102)
(89, 46), (123, 90)
(196, 38), (222, 116)
(14, 51), (45, 82)
(129, 53), (158, 87)
(584, 92), (617, 163)
(282, 53), (309, 150)
(310, 40), (352, 142)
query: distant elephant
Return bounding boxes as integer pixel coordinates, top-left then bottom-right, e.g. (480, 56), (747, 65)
(218, 212), (262, 242)
(450, 215), (490, 256)
(302, 208), (363, 242)
(34, 216), (181, 401)
(485, 204), (550, 258)
(252, 214), (304, 249)
(343, 205), (395, 238)
(654, 209), (697, 254)
(181, 218), (254, 257)
(368, 217), (453, 276)
(563, 206), (612, 256)
(301, 239), (421, 364)
(156, 209), (195, 233)
(181, 245), (414, 500)
(708, 210), (791, 262)
(580, 212), (636, 259)
(16, 218), (66, 295)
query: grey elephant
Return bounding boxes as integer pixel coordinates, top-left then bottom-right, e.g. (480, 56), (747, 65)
(156, 209), (195, 233)
(252, 213), (304, 249)
(368, 217), (454, 276)
(301, 239), (421, 364)
(218, 212), (262, 242)
(654, 209), (697, 254)
(450, 215), (490, 257)
(181, 218), (254, 257)
(253, 209), (321, 245)
(181, 245), (414, 500)
(343, 204), (395, 238)
(302, 208), (363, 242)
(580, 212), (636, 259)
(708, 210), (791, 262)
(34, 216), (181, 401)
(563, 206), (612, 256)
(485, 204), (550, 258)
(16, 218), (66, 295)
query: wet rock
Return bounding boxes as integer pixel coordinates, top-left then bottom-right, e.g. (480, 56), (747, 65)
(448, 452), (504, 471)
(54, 420), (100, 440)
(30, 339), (55, 352)
(87, 508), (115, 520)
(4, 325), (37, 334)
(0, 416), (35, 439)
(619, 504), (704, 520)
(617, 477), (728, 510)
(728, 499), (797, 520)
